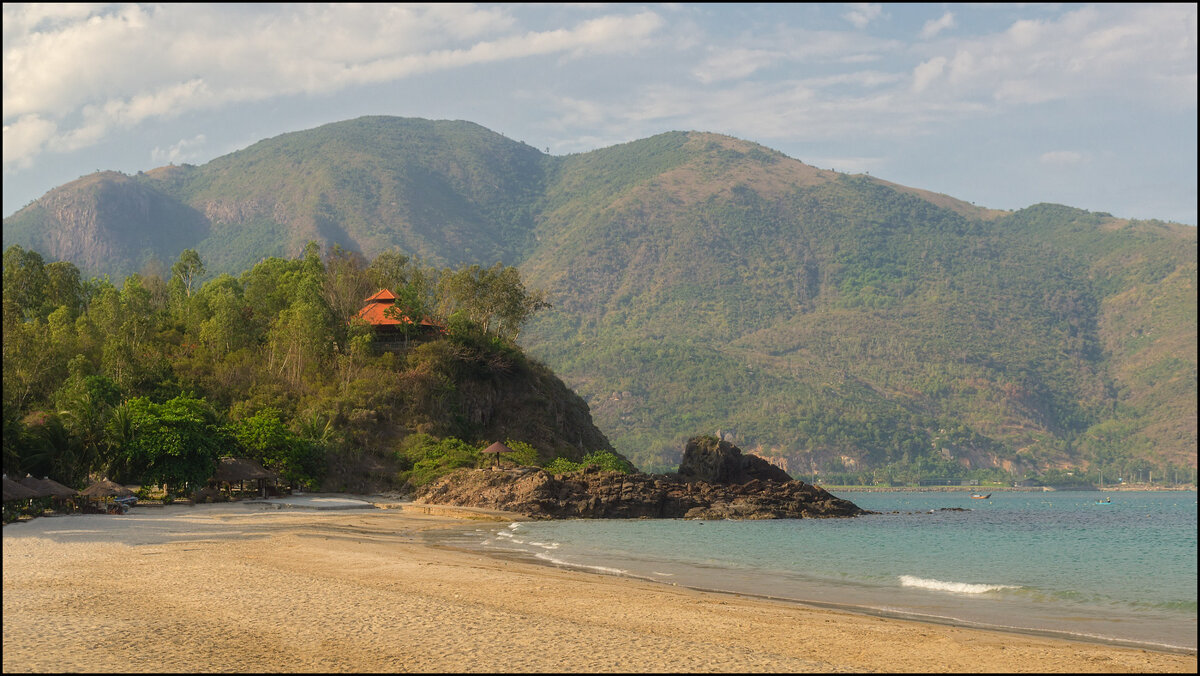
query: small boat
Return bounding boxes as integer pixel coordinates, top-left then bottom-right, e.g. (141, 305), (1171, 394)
(971, 493), (991, 499)
(1095, 497), (1111, 504)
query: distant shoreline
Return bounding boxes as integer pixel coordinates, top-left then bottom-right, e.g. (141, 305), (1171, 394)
(816, 484), (1197, 493)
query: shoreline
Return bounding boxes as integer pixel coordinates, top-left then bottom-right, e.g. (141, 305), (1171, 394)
(426, 514), (1198, 657)
(4, 499), (1196, 673)
(440, 536), (1198, 657)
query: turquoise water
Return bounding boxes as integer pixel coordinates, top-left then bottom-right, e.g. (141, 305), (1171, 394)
(432, 491), (1197, 652)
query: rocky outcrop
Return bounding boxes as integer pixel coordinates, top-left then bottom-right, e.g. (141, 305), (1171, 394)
(677, 435), (794, 484)
(415, 466), (865, 520)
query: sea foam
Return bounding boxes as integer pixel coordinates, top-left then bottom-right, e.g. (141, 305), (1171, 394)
(899, 575), (1018, 594)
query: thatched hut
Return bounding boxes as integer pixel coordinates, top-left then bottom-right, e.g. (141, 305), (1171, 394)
(212, 457), (280, 498)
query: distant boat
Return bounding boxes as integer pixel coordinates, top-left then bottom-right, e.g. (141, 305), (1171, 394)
(971, 493), (991, 499)
(1095, 497), (1111, 505)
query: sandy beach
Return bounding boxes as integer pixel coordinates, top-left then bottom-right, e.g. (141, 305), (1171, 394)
(3, 499), (1195, 673)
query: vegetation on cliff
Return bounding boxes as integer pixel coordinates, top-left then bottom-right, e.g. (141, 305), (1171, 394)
(2, 243), (622, 495)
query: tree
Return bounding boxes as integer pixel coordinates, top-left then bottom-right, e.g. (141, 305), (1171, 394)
(54, 363), (122, 485)
(3, 245), (50, 321)
(170, 249), (206, 299)
(44, 261), (85, 319)
(3, 298), (57, 411)
(17, 413), (86, 487)
(114, 395), (227, 494)
(383, 283), (430, 347)
(196, 276), (252, 356)
(323, 244), (373, 325)
(231, 407), (325, 488)
(435, 262), (549, 340)
(268, 299), (334, 387)
(240, 257), (296, 331)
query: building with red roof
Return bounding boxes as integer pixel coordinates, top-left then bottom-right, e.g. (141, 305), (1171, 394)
(353, 289), (444, 342)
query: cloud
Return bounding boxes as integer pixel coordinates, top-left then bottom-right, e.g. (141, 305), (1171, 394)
(920, 12), (956, 39)
(1039, 151), (1085, 165)
(2, 115), (57, 171)
(843, 4), (883, 30)
(807, 155), (887, 174)
(1, 4), (665, 171)
(151, 134), (208, 166)
(691, 25), (902, 85)
(912, 57), (947, 93)
(914, 4), (1197, 107)
(547, 72), (985, 150)
(693, 48), (780, 84)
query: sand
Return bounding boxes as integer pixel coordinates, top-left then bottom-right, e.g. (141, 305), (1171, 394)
(3, 499), (1195, 673)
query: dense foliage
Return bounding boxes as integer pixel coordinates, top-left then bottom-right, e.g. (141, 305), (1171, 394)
(2, 244), (612, 494)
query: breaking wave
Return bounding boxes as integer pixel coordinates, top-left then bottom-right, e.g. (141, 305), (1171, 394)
(899, 575), (1019, 594)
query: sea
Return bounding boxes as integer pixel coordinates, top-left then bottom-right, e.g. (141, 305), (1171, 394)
(426, 490), (1197, 653)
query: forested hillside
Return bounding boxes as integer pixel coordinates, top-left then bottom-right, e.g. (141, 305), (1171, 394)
(2, 243), (625, 497)
(3, 116), (1194, 481)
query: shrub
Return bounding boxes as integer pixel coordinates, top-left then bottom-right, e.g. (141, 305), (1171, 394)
(581, 450), (634, 473)
(396, 434), (482, 487)
(542, 450), (632, 475)
(543, 457), (584, 474)
(502, 439), (541, 467)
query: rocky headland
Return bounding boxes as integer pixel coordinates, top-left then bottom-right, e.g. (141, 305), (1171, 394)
(414, 436), (866, 519)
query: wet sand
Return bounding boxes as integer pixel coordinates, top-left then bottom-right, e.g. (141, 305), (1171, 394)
(3, 500), (1195, 673)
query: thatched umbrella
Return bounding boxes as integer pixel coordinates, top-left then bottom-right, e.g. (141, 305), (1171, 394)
(481, 441), (515, 468)
(80, 478), (133, 499)
(16, 474), (52, 498)
(41, 476), (79, 498)
(22, 475), (78, 499)
(3, 475), (40, 502)
(80, 478), (134, 513)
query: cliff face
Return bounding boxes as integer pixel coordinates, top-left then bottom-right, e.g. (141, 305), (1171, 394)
(451, 358), (617, 463)
(4, 171), (209, 276)
(393, 341), (617, 465)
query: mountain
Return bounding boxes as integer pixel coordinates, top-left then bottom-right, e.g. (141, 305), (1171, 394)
(4, 116), (1195, 477)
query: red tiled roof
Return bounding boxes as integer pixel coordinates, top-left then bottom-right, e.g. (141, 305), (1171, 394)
(356, 295), (405, 325)
(354, 290), (442, 328)
(364, 289), (396, 303)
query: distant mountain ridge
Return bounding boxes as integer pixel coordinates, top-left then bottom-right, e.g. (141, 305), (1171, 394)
(4, 116), (1195, 476)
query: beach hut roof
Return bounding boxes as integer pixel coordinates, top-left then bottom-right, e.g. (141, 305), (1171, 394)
(3, 475), (41, 501)
(481, 442), (515, 455)
(20, 474), (76, 498)
(40, 476), (79, 498)
(212, 457), (279, 483)
(17, 474), (52, 498)
(80, 478), (135, 499)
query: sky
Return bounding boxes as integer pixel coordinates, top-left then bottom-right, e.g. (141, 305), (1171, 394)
(3, 3), (1197, 225)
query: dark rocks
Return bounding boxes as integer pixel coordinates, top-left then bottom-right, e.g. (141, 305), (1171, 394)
(415, 465), (866, 520)
(415, 437), (867, 520)
(677, 435), (794, 484)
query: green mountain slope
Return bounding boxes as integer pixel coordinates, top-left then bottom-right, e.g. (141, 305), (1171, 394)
(3, 117), (1194, 477)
